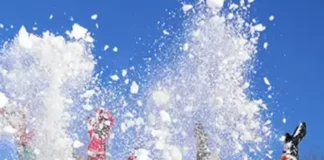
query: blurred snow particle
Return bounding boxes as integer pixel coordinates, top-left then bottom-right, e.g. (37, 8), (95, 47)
(263, 42), (269, 49)
(91, 14), (98, 20)
(110, 74), (119, 81)
(206, 0), (224, 9)
(269, 16), (275, 21)
(3, 125), (17, 134)
(182, 4), (193, 13)
(113, 46), (118, 52)
(282, 118), (287, 124)
(152, 90), (170, 106)
(163, 30), (170, 35)
(104, 45), (109, 51)
(130, 81), (139, 94)
(183, 43), (189, 51)
(263, 77), (271, 86)
(73, 140), (84, 148)
(254, 24), (266, 32)
(0, 92), (9, 108)
(49, 14), (54, 20)
(122, 69), (127, 77)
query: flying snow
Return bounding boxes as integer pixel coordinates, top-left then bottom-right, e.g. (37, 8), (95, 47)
(130, 81), (139, 94)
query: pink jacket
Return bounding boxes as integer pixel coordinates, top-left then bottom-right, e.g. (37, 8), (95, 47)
(87, 108), (115, 160)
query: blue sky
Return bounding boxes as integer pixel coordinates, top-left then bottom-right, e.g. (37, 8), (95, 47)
(0, 0), (323, 159)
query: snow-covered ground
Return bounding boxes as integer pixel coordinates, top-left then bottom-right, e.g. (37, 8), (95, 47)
(0, 0), (274, 160)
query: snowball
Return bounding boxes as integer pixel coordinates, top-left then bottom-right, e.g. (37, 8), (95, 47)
(182, 4), (193, 13)
(110, 74), (119, 81)
(206, 0), (224, 9)
(0, 92), (9, 108)
(73, 140), (84, 148)
(130, 81), (139, 94)
(91, 14), (98, 20)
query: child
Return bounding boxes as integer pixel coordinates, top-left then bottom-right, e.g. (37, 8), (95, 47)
(87, 107), (115, 160)
(0, 104), (34, 160)
(281, 122), (306, 160)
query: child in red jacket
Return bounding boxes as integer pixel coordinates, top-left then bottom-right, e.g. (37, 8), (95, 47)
(87, 107), (115, 160)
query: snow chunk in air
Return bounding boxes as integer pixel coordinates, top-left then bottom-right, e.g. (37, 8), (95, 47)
(66, 23), (94, 43)
(206, 0), (224, 9)
(152, 90), (170, 106)
(73, 140), (84, 148)
(0, 92), (9, 109)
(110, 74), (120, 81)
(263, 77), (271, 86)
(253, 24), (266, 32)
(91, 14), (98, 20)
(130, 81), (139, 94)
(269, 16), (275, 21)
(182, 4), (193, 13)
(113, 46), (118, 52)
(104, 45), (109, 51)
(263, 42), (269, 49)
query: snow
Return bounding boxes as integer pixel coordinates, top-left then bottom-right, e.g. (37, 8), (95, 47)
(269, 16), (275, 21)
(91, 14), (98, 20)
(134, 149), (150, 160)
(66, 23), (94, 43)
(113, 46), (118, 52)
(80, 90), (95, 98)
(206, 0), (224, 9)
(282, 118), (287, 124)
(0, 92), (9, 108)
(130, 81), (139, 94)
(49, 14), (54, 19)
(83, 104), (93, 111)
(152, 90), (170, 106)
(263, 77), (271, 86)
(159, 110), (171, 124)
(104, 45), (109, 51)
(3, 125), (17, 134)
(122, 69), (127, 77)
(110, 74), (120, 81)
(137, 100), (143, 106)
(18, 26), (33, 49)
(182, 4), (193, 13)
(253, 24), (266, 32)
(125, 79), (129, 84)
(263, 42), (269, 49)
(183, 43), (189, 51)
(0, 24), (3, 28)
(72, 140), (84, 148)
(247, 0), (255, 3)
(163, 30), (170, 35)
